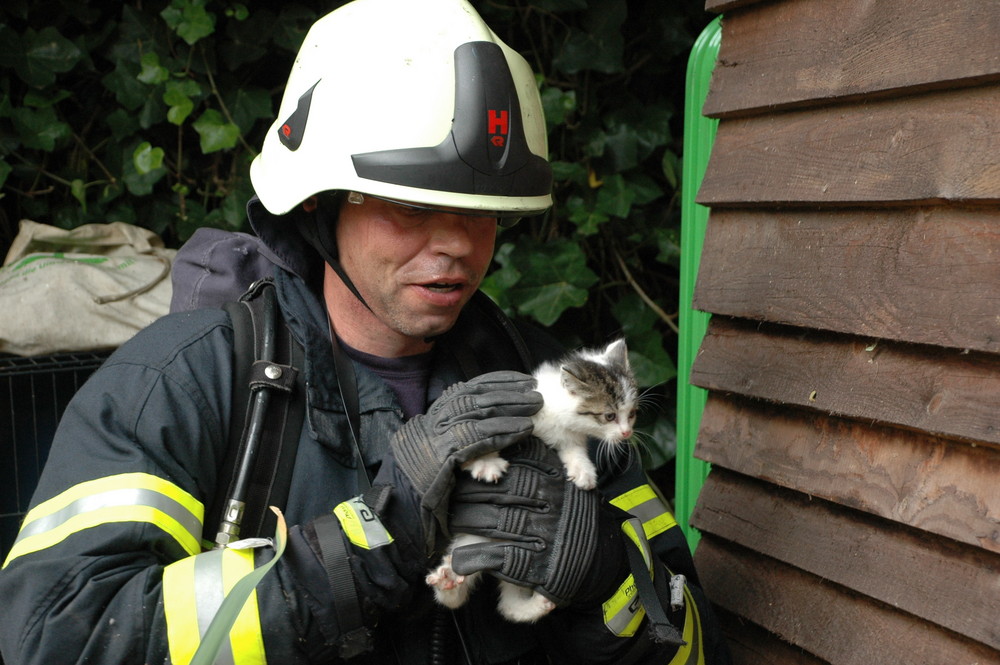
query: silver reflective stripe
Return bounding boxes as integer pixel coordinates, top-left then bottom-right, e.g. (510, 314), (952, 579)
(604, 575), (644, 636)
(13, 487), (202, 544)
(626, 495), (665, 527)
(334, 496), (393, 550)
(610, 485), (678, 539)
(194, 550), (236, 665)
(602, 519), (654, 638)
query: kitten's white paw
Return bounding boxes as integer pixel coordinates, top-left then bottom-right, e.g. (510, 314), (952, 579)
(497, 583), (557, 623)
(426, 557), (473, 609)
(467, 455), (509, 483)
(565, 458), (597, 490)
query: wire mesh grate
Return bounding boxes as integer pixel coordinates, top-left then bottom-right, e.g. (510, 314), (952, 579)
(1, 351), (110, 560)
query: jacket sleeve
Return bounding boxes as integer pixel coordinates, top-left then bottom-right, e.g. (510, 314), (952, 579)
(535, 459), (732, 665)
(0, 310), (329, 665)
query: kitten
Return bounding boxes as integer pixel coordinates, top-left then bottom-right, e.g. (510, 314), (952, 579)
(426, 338), (638, 623)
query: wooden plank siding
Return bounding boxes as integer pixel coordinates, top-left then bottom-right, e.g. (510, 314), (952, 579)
(703, 0), (1000, 118)
(693, 469), (1000, 648)
(693, 208), (1000, 354)
(686, 0), (1000, 661)
(699, 86), (1000, 206)
(693, 392), (1000, 555)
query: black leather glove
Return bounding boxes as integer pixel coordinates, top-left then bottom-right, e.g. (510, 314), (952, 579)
(390, 370), (542, 552)
(446, 437), (622, 608)
(448, 438), (688, 652)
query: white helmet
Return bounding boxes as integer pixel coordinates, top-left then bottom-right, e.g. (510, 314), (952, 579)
(250, 0), (553, 218)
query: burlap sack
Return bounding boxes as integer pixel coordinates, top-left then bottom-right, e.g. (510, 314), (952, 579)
(0, 220), (175, 356)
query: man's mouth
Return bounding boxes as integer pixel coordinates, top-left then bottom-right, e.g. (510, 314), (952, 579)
(422, 282), (463, 293)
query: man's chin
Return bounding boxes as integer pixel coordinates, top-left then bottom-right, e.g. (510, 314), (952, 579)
(410, 317), (460, 341)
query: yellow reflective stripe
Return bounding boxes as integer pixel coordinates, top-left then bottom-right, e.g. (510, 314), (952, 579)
(4, 473), (203, 568)
(610, 484), (678, 539)
(164, 556), (201, 665)
(666, 585), (705, 665)
(225, 548), (266, 665)
(602, 573), (645, 637)
(334, 497), (393, 550)
(603, 519), (654, 637)
(604, 517), (706, 661)
(164, 548), (267, 665)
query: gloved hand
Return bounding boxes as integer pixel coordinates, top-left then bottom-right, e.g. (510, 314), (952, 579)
(447, 438), (690, 659)
(390, 370), (542, 552)
(446, 437), (626, 609)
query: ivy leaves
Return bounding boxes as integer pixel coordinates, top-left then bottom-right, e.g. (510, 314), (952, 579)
(0, 25), (82, 88)
(160, 0), (217, 46)
(485, 239), (599, 327)
(0, 0), (709, 470)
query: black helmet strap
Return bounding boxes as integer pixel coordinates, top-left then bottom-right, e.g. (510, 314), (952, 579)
(297, 200), (375, 316)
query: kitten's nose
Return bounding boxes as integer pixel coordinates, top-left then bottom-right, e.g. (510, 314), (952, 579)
(621, 427), (632, 439)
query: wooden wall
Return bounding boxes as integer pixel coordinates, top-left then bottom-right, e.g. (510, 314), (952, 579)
(687, 0), (1000, 662)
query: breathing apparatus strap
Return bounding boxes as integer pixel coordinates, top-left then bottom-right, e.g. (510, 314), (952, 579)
(313, 513), (374, 659)
(328, 319), (372, 491)
(211, 279), (304, 547)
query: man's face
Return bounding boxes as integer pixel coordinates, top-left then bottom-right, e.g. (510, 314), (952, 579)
(332, 194), (498, 354)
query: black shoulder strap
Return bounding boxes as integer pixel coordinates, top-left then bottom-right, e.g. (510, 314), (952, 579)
(448, 290), (536, 380)
(207, 278), (306, 546)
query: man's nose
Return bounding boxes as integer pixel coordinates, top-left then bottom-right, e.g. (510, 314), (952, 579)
(426, 214), (480, 256)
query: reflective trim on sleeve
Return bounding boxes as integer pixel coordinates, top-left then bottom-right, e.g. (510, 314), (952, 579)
(666, 585), (705, 665)
(602, 519), (654, 638)
(163, 547), (267, 665)
(604, 518), (706, 663)
(3, 472), (204, 568)
(602, 572), (645, 638)
(610, 484), (678, 539)
(333, 496), (393, 550)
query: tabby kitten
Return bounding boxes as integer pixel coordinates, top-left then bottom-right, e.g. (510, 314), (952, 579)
(426, 338), (639, 622)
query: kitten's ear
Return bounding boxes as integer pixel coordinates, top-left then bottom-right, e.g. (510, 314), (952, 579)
(560, 363), (589, 394)
(606, 338), (629, 368)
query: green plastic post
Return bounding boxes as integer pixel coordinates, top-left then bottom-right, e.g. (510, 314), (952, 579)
(676, 16), (721, 553)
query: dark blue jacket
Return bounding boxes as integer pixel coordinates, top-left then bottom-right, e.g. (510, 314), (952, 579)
(0, 201), (727, 665)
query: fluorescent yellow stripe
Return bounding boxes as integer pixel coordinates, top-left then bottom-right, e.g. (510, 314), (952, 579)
(603, 519), (654, 637)
(7, 505), (201, 565)
(4, 473), (203, 567)
(667, 585), (704, 665)
(224, 548), (266, 665)
(164, 556), (201, 665)
(611, 484), (658, 510)
(610, 484), (678, 539)
(334, 497), (393, 550)
(602, 573), (646, 637)
(643, 511), (678, 539)
(164, 548), (268, 665)
(21, 473), (202, 527)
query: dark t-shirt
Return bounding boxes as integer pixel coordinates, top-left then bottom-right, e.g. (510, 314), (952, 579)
(341, 342), (433, 420)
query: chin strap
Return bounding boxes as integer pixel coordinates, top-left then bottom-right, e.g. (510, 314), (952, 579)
(296, 198), (375, 315)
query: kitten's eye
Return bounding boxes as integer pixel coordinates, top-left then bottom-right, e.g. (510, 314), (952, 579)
(604, 413), (616, 423)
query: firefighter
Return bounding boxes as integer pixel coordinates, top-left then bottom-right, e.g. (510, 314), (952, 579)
(0, 1), (731, 663)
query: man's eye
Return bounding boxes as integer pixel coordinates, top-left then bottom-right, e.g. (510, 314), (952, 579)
(392, 207), (430, 227)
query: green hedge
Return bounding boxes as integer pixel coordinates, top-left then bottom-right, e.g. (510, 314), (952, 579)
(0, 0), (712, 470)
